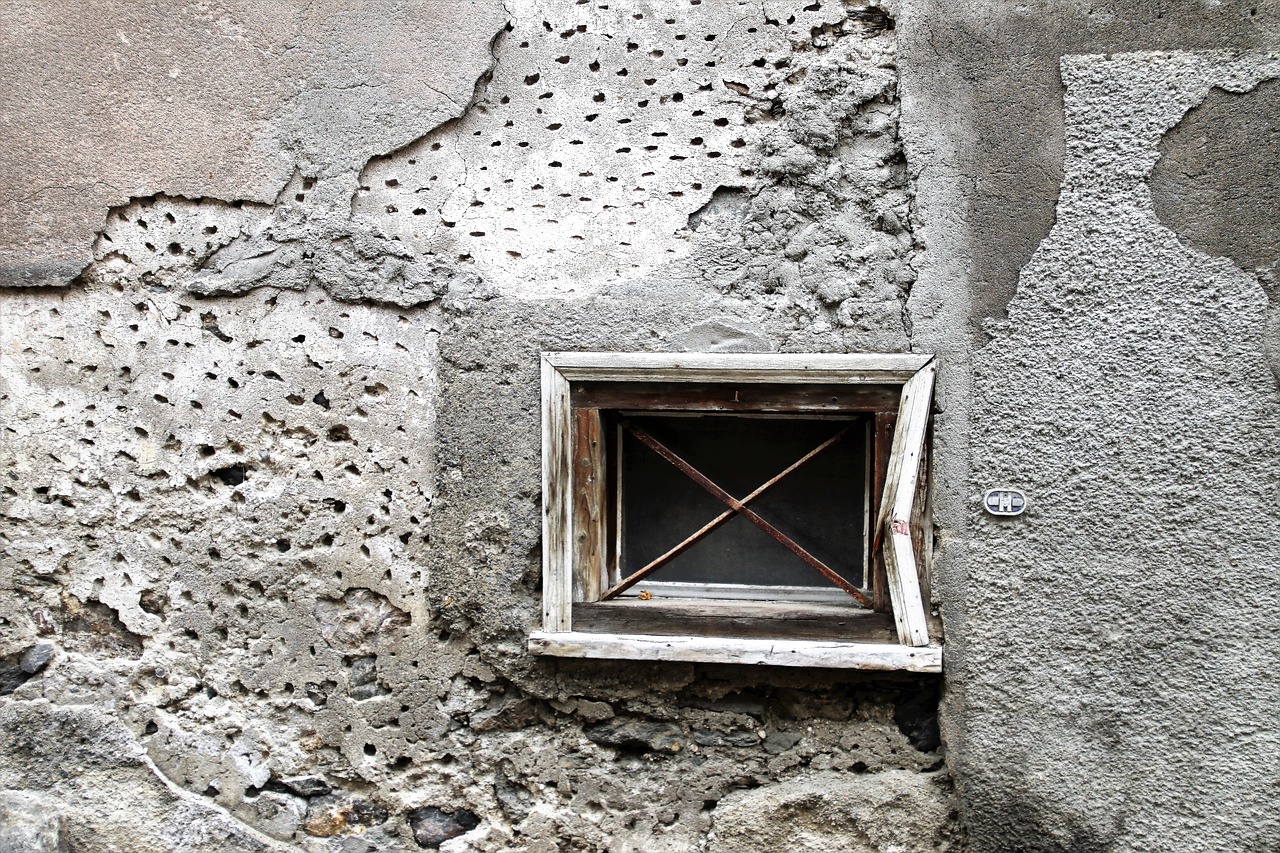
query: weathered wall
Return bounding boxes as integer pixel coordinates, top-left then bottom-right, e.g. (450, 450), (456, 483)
(3, 1), (1279, 851)
(2, 2), (960, 851)
(900, 0), (1280, 848)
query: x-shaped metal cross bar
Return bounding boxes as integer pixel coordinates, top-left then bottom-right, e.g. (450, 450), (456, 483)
(600, 420), (872, 607)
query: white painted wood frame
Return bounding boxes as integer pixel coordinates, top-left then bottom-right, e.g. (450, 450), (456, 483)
(541, 356), (573, 632)
(537, 351), (939, 669)
(874, 362), (935, 647)
(529, 632), (942, 672)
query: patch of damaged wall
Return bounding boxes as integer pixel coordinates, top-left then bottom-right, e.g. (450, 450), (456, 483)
(2, 1), (960, 851)
(4, 1), (1280, 852)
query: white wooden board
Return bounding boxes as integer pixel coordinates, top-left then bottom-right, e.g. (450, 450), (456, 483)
(529, 631), (942, 672)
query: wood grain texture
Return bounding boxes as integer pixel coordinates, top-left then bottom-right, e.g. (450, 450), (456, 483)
(545, 352), (933, 384)
(575, 599), (895, 642)
(541, 356), (573, 632)
(615, 581), (856, 602)
(881, 362), (935, 647)
(528, 631), (942, 672)
(872, 411), (895, 612)
(572, 408), (607, 602)
(571, 381), (901, 412)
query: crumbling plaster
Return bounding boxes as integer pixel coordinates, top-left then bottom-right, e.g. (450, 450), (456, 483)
(2, 1), (966, 851)
(4, 0), (1280, 848)
(903, 40), (1280, 853)
(0, 0), (508, 288)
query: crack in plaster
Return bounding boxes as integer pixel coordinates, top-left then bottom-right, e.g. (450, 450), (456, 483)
(0, 3), (957, 850)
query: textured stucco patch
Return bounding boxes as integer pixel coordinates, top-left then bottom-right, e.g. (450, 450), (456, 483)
(898, 0), (1280, 329)
(958, 51), (1280, 851)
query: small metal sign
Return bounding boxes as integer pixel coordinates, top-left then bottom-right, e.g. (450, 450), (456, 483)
(983, 488), (1026, 517)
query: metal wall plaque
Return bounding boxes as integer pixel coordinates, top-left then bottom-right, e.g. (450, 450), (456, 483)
(983, 488), (1026, 517)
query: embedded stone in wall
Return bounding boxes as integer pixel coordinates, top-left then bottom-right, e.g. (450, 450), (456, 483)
(707, 769), (962, 853)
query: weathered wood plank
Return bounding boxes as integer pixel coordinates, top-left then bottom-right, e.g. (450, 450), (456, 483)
(575, 599), (895, 642)
(611, 420), (623, 589)
(880, 362), (935, 647)
(545, 352), (933, 384)
(912, 432), (943, 639)
(616, 581), (856, 603)
(871, 411), (895, 612)
(572, 408), (607, 603)
(571, 382), (900, 412)
(541, 356), (573, 632)
(528, 631), (942, 672)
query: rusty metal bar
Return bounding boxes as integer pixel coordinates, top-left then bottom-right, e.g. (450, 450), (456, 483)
(618, 421), (873, 607)
(601, 424), (852, 600)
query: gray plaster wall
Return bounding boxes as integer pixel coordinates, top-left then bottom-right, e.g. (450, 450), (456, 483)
(2, 1), (1278, 852)
(899, 2), (1280, 847)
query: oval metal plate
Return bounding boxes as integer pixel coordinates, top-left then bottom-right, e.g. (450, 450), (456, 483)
(983, 488), (1026, 517)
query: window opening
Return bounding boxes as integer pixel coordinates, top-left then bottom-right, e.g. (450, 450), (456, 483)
(532, 352), (939, 671)
(607, 414), (870, 604)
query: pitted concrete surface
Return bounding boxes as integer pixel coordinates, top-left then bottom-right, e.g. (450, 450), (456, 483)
(3, 0), (1280, 849)
(1, 2), (961, 850)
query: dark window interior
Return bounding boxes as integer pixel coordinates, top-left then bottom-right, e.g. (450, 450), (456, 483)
(618, 413), (868, 589)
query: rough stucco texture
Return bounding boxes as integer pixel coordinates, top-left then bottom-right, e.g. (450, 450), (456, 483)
(1, 1), (963, 851)
(959, 52), (1280, 851)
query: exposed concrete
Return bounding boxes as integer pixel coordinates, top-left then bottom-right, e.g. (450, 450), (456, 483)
(0, 700), (289, 852)
(900, 0), (1280, 329)
(1152, 77), (1280, 276)
(1151, 76), (1280, 383)
(912, 49), (1280, 851)
(0, 0), (508, 288)
(707, 769), (962, 853)
(1, 1), (960, 850)
(900, 1), (1280, 846)
(4, 0), (1279, 850)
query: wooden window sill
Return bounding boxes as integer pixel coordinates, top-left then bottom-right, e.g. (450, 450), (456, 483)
(574, 597), (897, 643)
(528, 631), (942, 672)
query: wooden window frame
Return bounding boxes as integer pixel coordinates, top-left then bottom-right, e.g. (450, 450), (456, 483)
(530, 352), (941, 672)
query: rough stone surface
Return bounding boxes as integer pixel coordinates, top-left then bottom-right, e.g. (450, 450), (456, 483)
(407, 806), (481, 849)
(4, 0), (1280, 851)
(707, 769), (962, 853)
(17, 642), (53, 674)
(0, 701), (288, 851)
(0, 790), (66, 853)
(584, 717), (685, 754)
(1, 3), (959, 850)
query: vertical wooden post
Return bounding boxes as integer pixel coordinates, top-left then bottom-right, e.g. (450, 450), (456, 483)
(541, 357), (573, 632)
(872, 411), (895, 613)
(572, 408), (607, 602)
